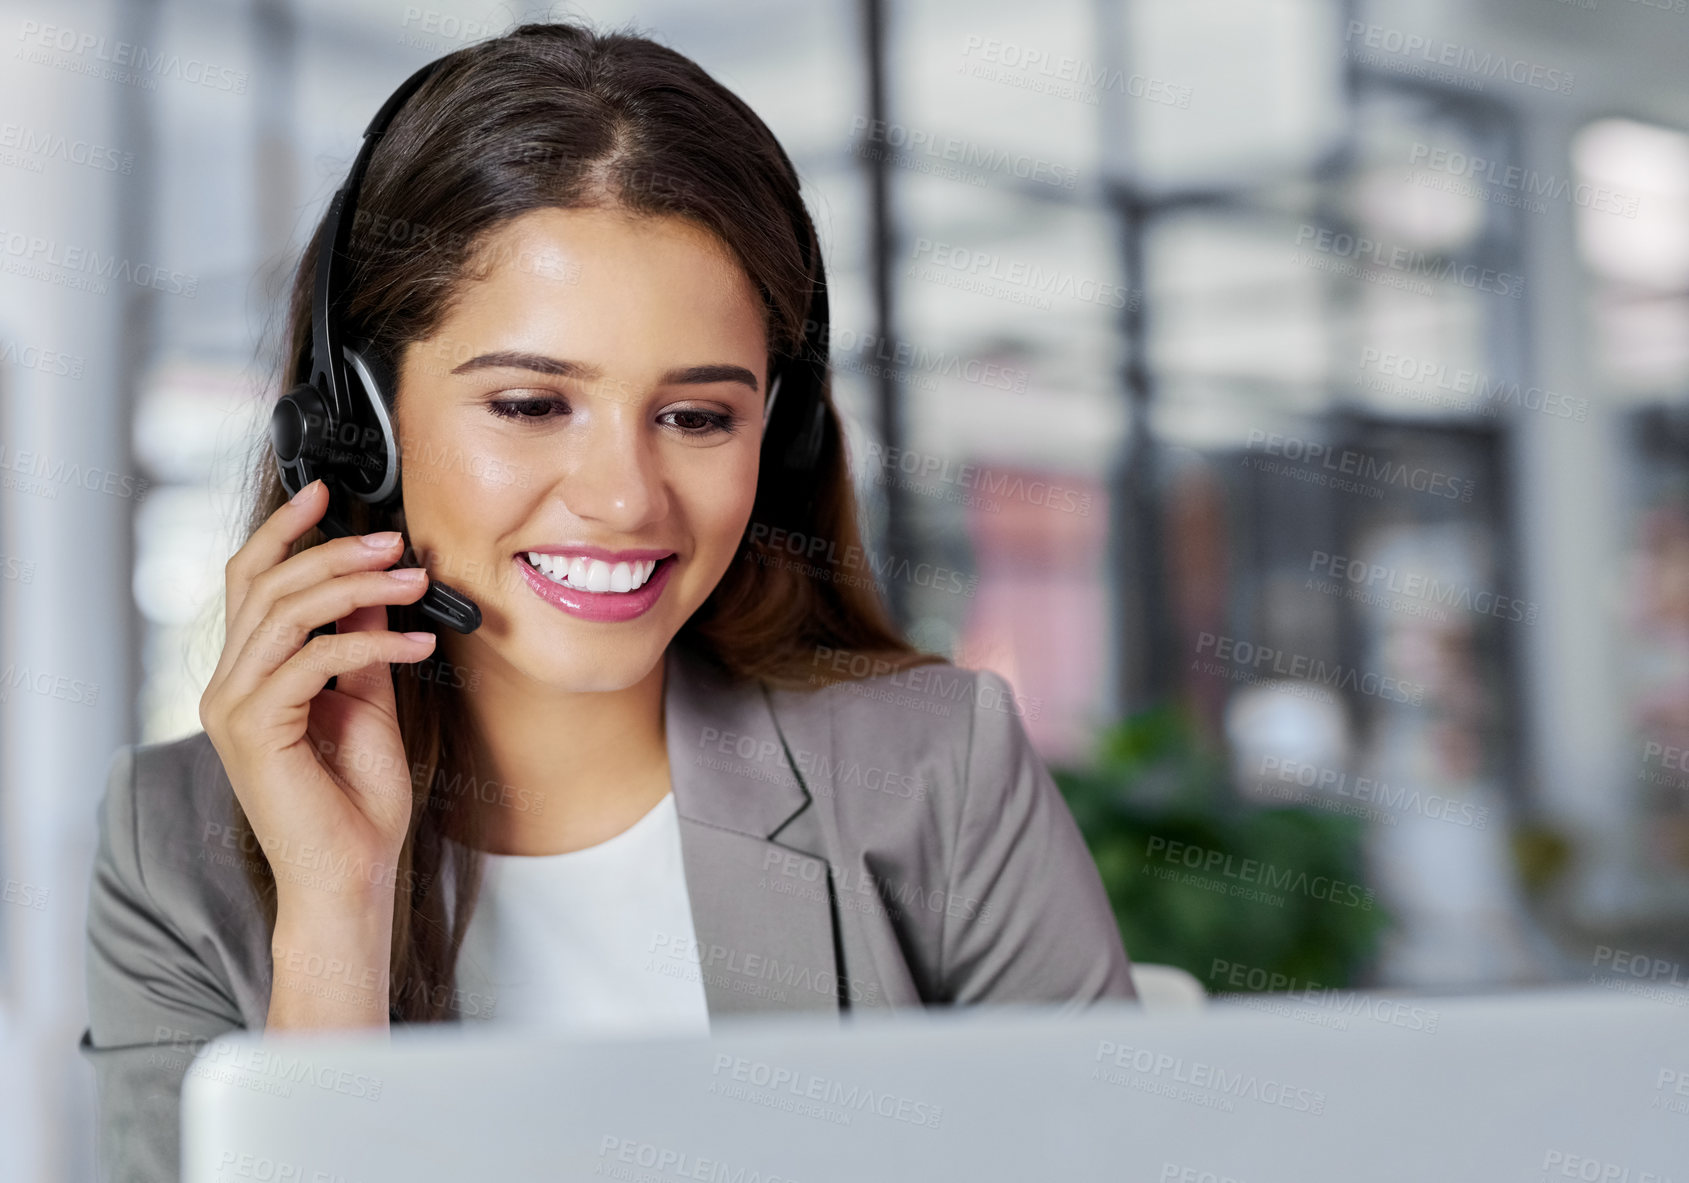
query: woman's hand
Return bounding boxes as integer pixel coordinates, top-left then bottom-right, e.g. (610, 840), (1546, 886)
(199, 479), (438, 1025)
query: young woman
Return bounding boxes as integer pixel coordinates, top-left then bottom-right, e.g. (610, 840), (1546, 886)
(80, 20), (1134, 1183)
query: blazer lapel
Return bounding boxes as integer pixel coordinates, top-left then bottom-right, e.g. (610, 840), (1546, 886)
(663, 642), (841, 1018)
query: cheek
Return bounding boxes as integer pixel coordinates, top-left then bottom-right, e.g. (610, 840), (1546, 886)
(432, 479), (532, 566)
(685, 449), (761, 552)
(398, 410), (534, 507)
(396, 441), (533, 569)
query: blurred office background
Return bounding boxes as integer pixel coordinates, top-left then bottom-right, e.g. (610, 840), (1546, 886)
(4, 0), (1689, 1178)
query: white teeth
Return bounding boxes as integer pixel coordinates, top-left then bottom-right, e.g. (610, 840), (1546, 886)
(524, 552), (660, 593)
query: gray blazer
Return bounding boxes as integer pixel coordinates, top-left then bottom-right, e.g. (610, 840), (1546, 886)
(79, 642), (1135, 1182)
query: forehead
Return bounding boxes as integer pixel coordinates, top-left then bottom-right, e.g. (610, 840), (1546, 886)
(443, 207), (767, 349)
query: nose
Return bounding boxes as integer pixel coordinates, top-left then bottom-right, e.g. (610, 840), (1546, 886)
(551, 398), (669, 530)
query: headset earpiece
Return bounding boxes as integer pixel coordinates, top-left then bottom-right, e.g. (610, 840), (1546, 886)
(342, 344), (402, 508)
(271, 55), (481, 635)
(270, 381), (331, 500)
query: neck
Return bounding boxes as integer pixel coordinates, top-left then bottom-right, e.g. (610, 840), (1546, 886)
(444, 645), (673, 857)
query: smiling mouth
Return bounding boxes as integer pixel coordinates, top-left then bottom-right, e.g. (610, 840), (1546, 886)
(518, 551), (676, 594)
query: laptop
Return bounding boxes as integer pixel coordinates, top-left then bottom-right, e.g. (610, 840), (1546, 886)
(181, 988), (1683, 1183)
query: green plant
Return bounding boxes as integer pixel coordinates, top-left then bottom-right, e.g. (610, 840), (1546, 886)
(1053, 702), (1390, 993)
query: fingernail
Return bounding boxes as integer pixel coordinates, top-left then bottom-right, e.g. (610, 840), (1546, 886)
(361, 531), (403, 549)
(290, 478), (320, 505)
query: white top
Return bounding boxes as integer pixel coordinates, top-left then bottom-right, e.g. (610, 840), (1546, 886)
(452, 792), (710, 1035)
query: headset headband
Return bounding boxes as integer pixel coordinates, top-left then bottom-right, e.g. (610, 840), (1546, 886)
(306, 59), (444, 424)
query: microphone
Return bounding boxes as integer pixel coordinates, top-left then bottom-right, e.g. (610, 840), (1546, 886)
(272, 398), (483, 636)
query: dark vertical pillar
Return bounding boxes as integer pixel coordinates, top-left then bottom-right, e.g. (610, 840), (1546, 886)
(114, 0), (162, 738)
(1107, 190), (1173, 715)
(859, 0), (910, 628)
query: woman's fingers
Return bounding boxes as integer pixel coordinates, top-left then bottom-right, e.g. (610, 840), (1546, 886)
(332, 601), (435, 709)
(248, 627), (437, 731)
(223, 478), (331, 637)
(223, 531), (408, 676)
(219, 568), (431, 705)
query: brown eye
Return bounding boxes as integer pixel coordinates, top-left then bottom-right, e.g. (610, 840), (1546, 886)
(486, 398), (565, 421)
(663, 409), (736, 435)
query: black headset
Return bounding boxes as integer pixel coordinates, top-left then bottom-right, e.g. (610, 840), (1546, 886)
(270, 52), (831, 637)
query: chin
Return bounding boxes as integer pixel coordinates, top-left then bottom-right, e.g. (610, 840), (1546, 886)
(514, 630), (672, 693)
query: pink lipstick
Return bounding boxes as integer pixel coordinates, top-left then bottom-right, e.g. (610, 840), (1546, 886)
(514, 552), (678, 623)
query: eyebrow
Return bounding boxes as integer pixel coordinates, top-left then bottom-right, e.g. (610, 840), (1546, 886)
(450, 350), (758, 393)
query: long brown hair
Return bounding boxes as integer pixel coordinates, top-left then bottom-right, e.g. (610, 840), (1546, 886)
(219, 19), (946, 1022)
